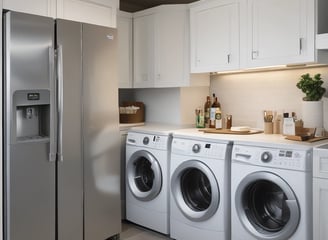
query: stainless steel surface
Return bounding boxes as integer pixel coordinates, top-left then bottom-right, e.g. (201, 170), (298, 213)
(56, 44), (64, 162)
(49, 46), (57, 162)
(4, 11), (55, 240)
(4, 11), (121, 240)
(56, 19), (83, 240)
(82, 24), (121, 239)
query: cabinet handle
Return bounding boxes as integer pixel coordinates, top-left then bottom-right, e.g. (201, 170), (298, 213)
(227, 54), (231, 63)
(299, 38), (304, 55)
(252, 51), (259, 59)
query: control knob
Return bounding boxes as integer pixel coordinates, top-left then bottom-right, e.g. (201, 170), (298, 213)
(261, 151), (273, 163)
(192, 144), (201, 153)
(143, 137), (150, 145)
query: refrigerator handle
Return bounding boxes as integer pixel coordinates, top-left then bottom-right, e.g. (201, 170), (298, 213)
(57, 45), (64, 162)
(49, 47), (57, 162)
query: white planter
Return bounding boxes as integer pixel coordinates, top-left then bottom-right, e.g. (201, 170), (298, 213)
(302, 100), (324, 137)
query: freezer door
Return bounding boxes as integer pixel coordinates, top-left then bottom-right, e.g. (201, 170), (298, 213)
(82, 24), (121, 240)
(3, 11), (56, 240)
(56, 19), (84, 240)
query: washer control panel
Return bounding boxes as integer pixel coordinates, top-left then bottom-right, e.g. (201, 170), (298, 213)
(171, 138), (229, 160)
(127, 132), (170, 150)
(232, 144), (312, 171)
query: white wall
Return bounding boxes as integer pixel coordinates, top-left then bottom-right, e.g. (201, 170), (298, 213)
(119, 86), (210, 125)
(210, 66), (328, 130)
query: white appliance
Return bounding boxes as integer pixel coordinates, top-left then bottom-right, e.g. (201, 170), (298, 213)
(125, 129), (172, 234)
(313, 143), (328, 240)
(231, 143), (313, 240)
(170, 135), (232, 240)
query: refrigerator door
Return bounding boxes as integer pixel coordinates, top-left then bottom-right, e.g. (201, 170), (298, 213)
(4, 11), (56, 240)
(56, 19), (84, 240)
(82, 24), (121, 240)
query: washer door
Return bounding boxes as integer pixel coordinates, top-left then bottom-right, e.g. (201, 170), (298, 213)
(127, 150), (162, 201)
(235, 171), (300, 240)
(171, 160), (220, 222)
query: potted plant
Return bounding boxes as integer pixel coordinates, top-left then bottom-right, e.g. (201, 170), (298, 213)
(296, 73), (326, 101)
(296, 73), (326, 136)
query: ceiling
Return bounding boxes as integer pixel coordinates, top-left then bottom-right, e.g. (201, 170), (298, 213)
(120, 0), (199, 12)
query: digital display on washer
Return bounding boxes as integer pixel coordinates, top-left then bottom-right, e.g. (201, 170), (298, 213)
(205, 143), (211, 149)
(153, 136), (160, 142)
(279, 150), (293, 158)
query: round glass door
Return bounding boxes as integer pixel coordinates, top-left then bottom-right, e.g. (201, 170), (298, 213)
(171, 160), (219, 221)
(127, 150), (162, 201)
(235, 172), (300, 240)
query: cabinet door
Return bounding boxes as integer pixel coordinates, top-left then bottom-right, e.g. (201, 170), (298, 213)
(313, 178), (328, 240)
(154, 9), (188, 87)
(133, 14), (155, 88)
(118, 12), (133, 88)
(190, 0), (240, 73)
(57, 0), (118, 27)
(247, 0), (314, 67)
(3, 0), (56, 17)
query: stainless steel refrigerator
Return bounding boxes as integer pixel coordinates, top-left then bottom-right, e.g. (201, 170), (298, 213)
(3, 11), (121, 240)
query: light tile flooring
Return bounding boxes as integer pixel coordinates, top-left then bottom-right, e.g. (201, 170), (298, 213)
(120, 221), (172, 240)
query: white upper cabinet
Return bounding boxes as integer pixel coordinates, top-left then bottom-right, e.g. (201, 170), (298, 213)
(246, 0), (315, 68)
(133, 5), (209, 88)
(3, 0), (118, 27)
(57, 0), (118, 27)
(118, 11), (133, 88)
(190, 0), (240, 73)
(133, 13), (155, 88)
(3, 0), (56, 18)
(190, 0), (328, 72)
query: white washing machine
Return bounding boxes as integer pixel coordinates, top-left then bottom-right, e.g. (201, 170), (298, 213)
(125, 129), (172, 234)
(231, 143), (313, 240)
(170, 135), (232, 240)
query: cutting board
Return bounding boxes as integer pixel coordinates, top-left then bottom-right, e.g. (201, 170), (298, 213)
(285, 135), (328, 142)
(199, 128), (263, 135)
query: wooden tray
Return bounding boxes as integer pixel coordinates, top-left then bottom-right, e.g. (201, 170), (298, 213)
(199, 128), (263, 135)
(285, 135), (328, 142)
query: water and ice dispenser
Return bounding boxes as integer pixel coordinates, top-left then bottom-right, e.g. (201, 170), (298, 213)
(13, 90), (50, 141)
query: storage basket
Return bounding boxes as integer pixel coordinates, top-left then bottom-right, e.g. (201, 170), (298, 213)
(119, 102), (145, 123)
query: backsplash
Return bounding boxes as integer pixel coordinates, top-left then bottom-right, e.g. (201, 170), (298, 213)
(119, 86), (210, 125)
(210, 66), (328, 130)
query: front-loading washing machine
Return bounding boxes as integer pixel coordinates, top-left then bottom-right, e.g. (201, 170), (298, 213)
(125, 129), (172, 234)
(170, 134), (232, 240)
(231, 143), (313, 240)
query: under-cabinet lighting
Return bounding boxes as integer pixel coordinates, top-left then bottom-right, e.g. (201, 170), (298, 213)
(212, 63), (328, 75)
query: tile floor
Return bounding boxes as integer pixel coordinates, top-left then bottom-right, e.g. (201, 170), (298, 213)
(120, 221), (172, 240)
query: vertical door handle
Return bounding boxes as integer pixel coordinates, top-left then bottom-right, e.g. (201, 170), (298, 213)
(57, 45), (64, 162)
(49, 47), (57, 162)
(299, 38), (304, 55)
(227, 54), (231, 64)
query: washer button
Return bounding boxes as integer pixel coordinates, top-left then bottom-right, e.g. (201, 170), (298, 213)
(143, 137), (150, 145)
(192, 144), (201, 153)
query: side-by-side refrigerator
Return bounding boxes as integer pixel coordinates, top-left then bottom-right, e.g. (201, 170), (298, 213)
(3, 11), (121, 240)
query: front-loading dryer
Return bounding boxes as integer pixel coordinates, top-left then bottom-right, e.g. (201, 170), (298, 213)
(170, 134), (232, 240)
(125, 129), (172, 234)
(231, 143), (313, 240)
